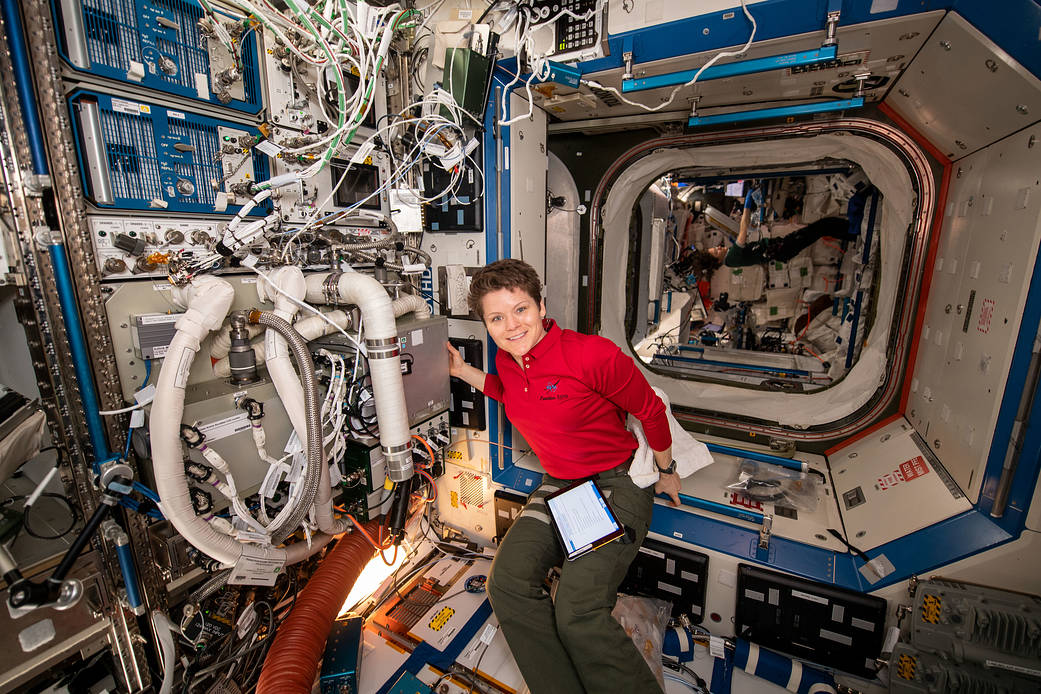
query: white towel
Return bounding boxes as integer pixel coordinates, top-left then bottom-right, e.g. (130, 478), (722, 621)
(628, 387), (715, 488)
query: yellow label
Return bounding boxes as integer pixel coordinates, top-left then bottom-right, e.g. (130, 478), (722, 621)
(896, 653), (917, 680)
(921, 594), (942, 624)
(428, 606), (455, 631)
(450, 490), (459, 508)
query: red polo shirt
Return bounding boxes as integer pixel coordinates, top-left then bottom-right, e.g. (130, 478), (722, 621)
(482, 320), (672, 479)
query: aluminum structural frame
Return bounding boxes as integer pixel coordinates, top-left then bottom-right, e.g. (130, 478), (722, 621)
(0, 0), (167, 688)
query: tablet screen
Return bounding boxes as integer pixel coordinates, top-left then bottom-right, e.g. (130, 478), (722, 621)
(545, 480), (624, 560)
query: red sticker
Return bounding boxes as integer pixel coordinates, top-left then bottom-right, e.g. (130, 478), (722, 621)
(978, 298), (996, 334)
(729, 493), (764, 511)
(899, 456), (930, 482)
(878, 456), (931, 490)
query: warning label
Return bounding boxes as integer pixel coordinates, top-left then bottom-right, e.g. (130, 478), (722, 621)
(978, 298), (996, 334)
(899, 456), (929, 482)
(878, 456), (931, 490)
(728, 492), (764, 511)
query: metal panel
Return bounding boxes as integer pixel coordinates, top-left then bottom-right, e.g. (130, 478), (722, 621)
(508, 92), (548, 271)
(104, 275), (265, 400)
(828, 417), (971, 551)
(907, 124), (1041, 499)
(53, 0), (263, 114)
(887, 12), (1041, 159)
(545, 152), (581, 331)
(540, 12), (940, 122)
(68, 90), (269, 214)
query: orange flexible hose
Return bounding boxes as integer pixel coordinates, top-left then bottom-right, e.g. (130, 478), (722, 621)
(256, 524), (378, 694)
(411, 434), (436, 466)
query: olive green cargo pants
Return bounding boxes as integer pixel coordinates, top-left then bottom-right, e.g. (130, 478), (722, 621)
(486, 465), (662, 694)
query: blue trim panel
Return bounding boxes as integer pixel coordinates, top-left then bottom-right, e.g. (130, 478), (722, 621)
(703, 442), (806, 472)
(865, 511), (1012, 588)
(675, 493), (765, 525)
(652, 503), (1019, 593)
(50, 0), (263, 115)
(650, 502), (865, 588)
(495, 464), (544, 495)
(68, 89), (270, 215)
(49, 244), (110, 460)
(622, 45), (837, 92)
(688, 97), (864, 127)
(483, 78), (500, 476)
(2, 0), (49, 174)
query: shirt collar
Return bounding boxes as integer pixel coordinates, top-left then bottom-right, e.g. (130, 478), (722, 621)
(525, 319), (560, 360)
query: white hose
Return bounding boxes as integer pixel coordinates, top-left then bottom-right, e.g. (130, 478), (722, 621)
(304, 272), (412, 481)
(391, 293), (431, 320)
(150, 276), (332, 565)
(151, 611), (176, 694)
(257, 268), (348, 534)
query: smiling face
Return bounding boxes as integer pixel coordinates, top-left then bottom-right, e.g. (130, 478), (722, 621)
(481, 287), (547, 361)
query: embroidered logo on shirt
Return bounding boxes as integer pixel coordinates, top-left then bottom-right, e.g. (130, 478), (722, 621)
(539, 379), (568, 401)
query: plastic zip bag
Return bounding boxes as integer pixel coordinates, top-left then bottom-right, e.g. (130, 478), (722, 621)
(612, 595), (672, 690)
(726, 458), (820, 512)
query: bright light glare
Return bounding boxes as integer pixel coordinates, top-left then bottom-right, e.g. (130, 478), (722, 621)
(339, 552), (407, 616)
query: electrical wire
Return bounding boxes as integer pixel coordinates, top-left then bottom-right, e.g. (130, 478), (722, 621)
(580, 0), (757, 113)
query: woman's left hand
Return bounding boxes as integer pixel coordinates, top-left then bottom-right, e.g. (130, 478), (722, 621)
(654, 471), (682, 507)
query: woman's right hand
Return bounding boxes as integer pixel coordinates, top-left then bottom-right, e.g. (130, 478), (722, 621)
(446, 341), (465, 378)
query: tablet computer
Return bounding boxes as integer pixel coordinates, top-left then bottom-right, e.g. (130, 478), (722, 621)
(545, 479), (625, 561)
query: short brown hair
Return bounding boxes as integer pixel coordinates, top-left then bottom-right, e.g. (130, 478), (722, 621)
(467, 259), (543, 320)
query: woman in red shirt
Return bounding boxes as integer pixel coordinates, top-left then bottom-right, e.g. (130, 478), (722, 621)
(447, 259), (679, 693)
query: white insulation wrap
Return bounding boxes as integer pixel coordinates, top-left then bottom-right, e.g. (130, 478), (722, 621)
(150, 276), (330, 566)
(392, 293), (431, 319)
(256, 267), (348, 535)
(257, 267), (308, 439)
(304, 272), (412, 480)
(600, 133), (914, 427)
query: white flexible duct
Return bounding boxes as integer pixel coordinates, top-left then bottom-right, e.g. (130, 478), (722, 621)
(304, 272), (412, 481)
(211, 310), (350, 377)
(257, 268), (348, 534)
(151, 611), (176, 694)
(391, 293), (431, 320)
(151, 276), (332, 566)
(258, 267), (308, 439)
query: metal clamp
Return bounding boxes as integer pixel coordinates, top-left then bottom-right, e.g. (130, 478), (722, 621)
(322, 272), (342, 304)
(622, 51), (634, 81)
(366, 336), (400, 359)
(758, 514), (773, 550)
(822, 10), (841, 47)
(853, 71), (872, 97)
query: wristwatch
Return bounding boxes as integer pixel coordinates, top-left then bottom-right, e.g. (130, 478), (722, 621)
(656, 459), (677, 475)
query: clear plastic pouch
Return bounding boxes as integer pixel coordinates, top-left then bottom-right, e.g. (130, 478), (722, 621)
(612, 595), (672, 690)
(726, 458), (820, 511)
